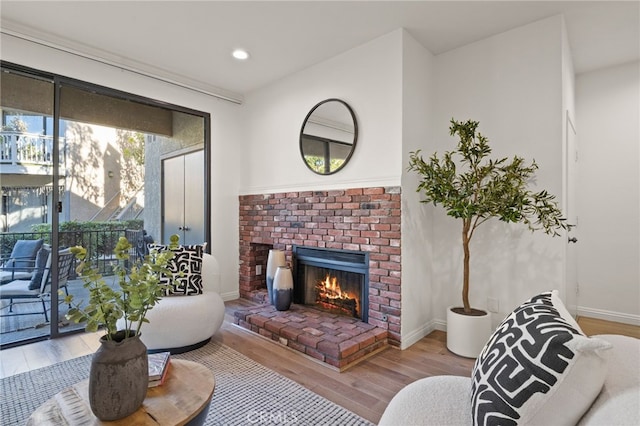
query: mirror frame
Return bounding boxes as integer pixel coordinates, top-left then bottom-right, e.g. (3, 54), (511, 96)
(299, 98), (358, 175)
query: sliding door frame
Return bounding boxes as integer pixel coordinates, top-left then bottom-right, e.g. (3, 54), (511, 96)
(1, 61), (211, 344)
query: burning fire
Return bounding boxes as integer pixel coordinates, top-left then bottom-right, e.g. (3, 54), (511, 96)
(313, 273), (360, 319)
(317, 274), (355, 301)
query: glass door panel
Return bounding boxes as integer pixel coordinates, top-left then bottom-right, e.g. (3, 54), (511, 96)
(55, 85), (173, 337)
(55, 86), (208, 337)
(0, 70), (55, 346)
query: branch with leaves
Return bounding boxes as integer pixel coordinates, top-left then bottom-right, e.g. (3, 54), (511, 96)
(63, 235), (179, 340)
(408, 119), (566, 313)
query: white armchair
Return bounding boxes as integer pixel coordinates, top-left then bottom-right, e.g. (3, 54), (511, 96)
(379, 334), (640, 426)
(118, 253), (225, 353)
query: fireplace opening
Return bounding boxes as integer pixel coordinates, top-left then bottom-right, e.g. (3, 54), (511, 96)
(293, 246), (368, 322)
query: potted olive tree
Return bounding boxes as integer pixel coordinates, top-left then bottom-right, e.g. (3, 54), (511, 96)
(408, 119), (566, 357)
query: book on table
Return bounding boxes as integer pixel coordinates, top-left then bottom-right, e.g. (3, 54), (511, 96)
(148, 359), (171, 388)
(148, 351), (171, 387)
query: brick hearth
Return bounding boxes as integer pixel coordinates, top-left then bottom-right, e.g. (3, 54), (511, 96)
(238, 186), (401, 367)
(233, 296), (388, 370)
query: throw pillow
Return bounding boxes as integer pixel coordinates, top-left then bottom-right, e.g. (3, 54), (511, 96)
(148, 243), (206, 296)
(470, 290), (612, 426)
(28, 247), (51, 290)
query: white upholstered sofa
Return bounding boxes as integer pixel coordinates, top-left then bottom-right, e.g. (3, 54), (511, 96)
(118, 253), (225, 353)
(379, 334), (639, 425)
(380, 292), (640, 426)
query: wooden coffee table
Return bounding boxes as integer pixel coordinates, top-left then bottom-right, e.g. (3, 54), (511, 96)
(27, 359), (215, 425)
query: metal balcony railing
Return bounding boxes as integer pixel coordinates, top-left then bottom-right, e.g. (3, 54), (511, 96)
(0, 229), (144, 275)
(0, 132), (65, 166)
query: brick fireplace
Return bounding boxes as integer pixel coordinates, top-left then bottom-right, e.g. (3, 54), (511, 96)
(237, 186), (402, 367)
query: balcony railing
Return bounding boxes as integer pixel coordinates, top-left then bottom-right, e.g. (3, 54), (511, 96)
(1, 229), (145, 275)
(0, 132), (65, 167)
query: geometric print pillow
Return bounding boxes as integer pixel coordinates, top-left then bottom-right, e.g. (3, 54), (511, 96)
(148, 243), (206, 296)
(471, 290), (612, 426)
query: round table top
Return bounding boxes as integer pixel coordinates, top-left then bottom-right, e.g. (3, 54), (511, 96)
(27, 359), (215, 425)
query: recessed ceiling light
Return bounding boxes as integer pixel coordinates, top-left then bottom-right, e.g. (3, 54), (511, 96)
(232, 49), (250, 60)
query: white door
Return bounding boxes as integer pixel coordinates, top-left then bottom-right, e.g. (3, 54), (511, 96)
(162, 150), (204, 245)
(565, 113), (579, 316)
(183, 150), (205, 245)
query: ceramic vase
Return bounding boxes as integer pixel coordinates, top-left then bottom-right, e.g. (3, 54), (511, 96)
(89, 330), (148, 421)
(266, 249), (286, 305)
(273, 265), (294, 311)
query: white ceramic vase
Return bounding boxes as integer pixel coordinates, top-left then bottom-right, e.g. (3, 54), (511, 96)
(266, 249), (286, 305)
(446, 306), (492, 358)
(273, 266), (294, 311)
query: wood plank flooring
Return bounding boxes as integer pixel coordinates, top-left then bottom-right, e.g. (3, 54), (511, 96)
(576, 315), (640, 339)
(1, 300), (638, 424)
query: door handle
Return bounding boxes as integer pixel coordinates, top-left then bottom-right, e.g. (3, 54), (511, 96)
(568, 237), (578, 243)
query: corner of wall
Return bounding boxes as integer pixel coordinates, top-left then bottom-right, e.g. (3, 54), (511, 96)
(429, 14), (568, 331)
(399, 29), (437, 349)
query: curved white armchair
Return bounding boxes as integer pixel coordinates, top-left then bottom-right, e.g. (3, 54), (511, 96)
(118, 253), (225, 353)
(379, 335), (640, 426)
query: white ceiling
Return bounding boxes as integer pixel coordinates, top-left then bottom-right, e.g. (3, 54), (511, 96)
(1, 1), (638, 101)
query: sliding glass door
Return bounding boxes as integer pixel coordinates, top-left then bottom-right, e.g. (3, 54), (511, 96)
(0, 62), (210, 348)
(0, 70), (56, 344)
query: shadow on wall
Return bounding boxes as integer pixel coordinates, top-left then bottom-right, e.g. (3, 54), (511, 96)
(402, 194), (435, 324)
(430, 208), (464, 317)
(431, 211), (565, 328)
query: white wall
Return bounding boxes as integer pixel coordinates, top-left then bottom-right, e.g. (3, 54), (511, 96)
(1, 33), (245, 300)
(240, 30), (404, 195)
(399, 31), (436, 348)
(429, 16), (567, 328)
(576, 61), (640, 324)
(241, 29), (442, 348)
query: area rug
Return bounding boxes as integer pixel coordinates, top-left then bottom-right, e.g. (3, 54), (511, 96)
(0, 339), (374, 425)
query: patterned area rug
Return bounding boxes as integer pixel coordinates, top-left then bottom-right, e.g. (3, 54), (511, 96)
(1, 339), (374, 425)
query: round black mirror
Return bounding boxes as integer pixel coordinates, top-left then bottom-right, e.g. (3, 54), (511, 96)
(300, 99), (358, 175)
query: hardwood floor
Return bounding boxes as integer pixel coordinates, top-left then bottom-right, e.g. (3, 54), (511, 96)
(1, 300), (638, 424)
(576, 315), (640, 339)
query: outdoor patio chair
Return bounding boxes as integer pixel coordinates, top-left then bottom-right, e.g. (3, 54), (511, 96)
(0, 248), (74, 322)
(0, 239), (44, 284)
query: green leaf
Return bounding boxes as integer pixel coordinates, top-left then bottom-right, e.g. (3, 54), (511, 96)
(62, 235), (180, 336)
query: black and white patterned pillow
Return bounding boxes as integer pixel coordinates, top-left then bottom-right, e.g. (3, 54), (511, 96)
(471, 290), (611, 426)
(148, 243), (206, 296)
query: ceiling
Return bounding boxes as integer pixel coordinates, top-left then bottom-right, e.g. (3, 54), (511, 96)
(1, 1), (638, 102)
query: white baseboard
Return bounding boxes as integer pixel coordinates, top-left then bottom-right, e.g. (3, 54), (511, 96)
(401, 319), (439, 349)
(220, 291), (240, 302)
(577, 306), (640, 326)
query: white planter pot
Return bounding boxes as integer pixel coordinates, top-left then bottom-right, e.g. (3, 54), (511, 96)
(446, 306), (493, 358)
